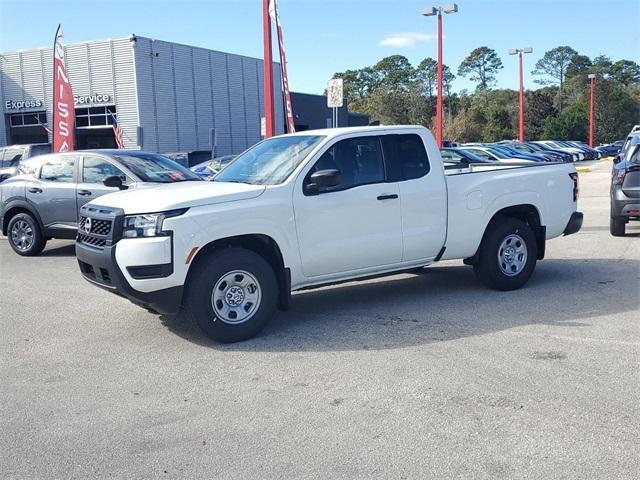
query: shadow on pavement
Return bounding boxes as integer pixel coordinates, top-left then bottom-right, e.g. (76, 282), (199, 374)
(160, 257), (640, 352)
(40, 242), (76, 257)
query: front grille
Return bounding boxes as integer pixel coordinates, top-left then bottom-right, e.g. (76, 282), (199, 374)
(79, 216), (112, 236)
(77, 233), (107, 248)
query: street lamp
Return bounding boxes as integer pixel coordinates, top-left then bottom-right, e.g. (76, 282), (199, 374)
(588, 74), (596, 147)
(508, 47), (533, 143)
(422, 3), (458, 148)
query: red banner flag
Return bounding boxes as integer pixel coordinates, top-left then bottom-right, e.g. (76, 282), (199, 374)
(269, 0), (295, 134)
(52, 25), (75, 152)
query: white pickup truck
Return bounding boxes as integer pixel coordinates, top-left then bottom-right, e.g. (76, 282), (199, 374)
(76, 126), (582, 342)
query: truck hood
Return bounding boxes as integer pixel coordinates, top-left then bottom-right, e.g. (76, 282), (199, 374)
(91, 181), (266, 214)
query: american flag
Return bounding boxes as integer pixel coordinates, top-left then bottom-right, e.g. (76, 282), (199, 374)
(110, 113), (125, 149)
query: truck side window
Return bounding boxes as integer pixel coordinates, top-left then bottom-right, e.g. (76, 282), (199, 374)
(382, 134), (430, 181)
(310, 136), (385, 192)
(397, 134), (430, 179)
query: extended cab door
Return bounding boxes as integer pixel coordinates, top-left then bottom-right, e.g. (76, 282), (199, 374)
(293, 135), (403, 278)
(382, 133), (447, 262)
(76, 154), (131, 210)
(25, 154), (79, 230)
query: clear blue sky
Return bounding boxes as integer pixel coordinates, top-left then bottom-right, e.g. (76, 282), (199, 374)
(1, 0), (638, 94)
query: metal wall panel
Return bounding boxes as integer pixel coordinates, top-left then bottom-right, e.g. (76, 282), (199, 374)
(2, 36), (284, 152)
(0, 38), (138, 148)
(210, 51), (232, 156)
(192, 48), (214, 152)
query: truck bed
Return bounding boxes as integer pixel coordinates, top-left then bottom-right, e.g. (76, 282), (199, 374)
(441, 161), (577, 260)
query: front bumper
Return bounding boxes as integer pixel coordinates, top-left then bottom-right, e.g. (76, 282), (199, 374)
(563, 211), (583, 236)
(76, 241), (183, 314)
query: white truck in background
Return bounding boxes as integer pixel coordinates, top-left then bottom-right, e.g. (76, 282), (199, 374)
(75, 126), (582, 342)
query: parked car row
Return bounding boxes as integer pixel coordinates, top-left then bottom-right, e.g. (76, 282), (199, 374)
(441, 139), (610, 165)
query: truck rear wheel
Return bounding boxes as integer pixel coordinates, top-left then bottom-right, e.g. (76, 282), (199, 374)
(610, 216), (626, 236)
(185, 247), (278, 343)
(473, 217), (537, 291)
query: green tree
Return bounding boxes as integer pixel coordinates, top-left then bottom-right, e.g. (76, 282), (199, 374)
(372, 55), (415, 91)
(566, 54), (592, 78)
(524, 88), (557, 139)
(458, 46), (503, 91)
(365, 88), (411, 124)
(415, 57), (437, 98)
(532, 46), (578, 110)
(591, 55), (613, 76)
(609, 60), (640, 86)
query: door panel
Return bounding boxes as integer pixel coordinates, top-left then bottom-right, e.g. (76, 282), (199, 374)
(293, 135), (402, 278)
(26, 155), (79, 228)
(294, 184), (402, 277)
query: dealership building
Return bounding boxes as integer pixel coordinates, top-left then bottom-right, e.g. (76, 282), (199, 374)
(0, 35), (288, 155)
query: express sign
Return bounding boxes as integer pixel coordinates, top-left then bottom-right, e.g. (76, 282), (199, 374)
(5, 100), (44, 111)
(5, 94), (112, 111)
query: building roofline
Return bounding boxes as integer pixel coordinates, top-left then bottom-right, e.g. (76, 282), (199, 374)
(0, 35), (279, 65)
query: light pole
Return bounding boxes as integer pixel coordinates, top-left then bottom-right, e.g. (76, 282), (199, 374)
(588, 73), (596, 147)
(422, 3), (458, 148)
(508, 47), (533, 143)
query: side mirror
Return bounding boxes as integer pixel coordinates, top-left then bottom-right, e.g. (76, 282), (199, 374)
(305, 169), (342, 195)
(103, 175), (128, 190)
(612, 155), (622, 165)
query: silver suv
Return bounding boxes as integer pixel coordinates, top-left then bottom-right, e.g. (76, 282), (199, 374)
(0, 150), (200, 256)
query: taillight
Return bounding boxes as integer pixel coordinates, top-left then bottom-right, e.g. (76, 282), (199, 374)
(569, 172), (579, 202)
(613, 169), (626, 186)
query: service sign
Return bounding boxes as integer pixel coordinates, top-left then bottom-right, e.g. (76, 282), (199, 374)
(327, 78), (344, 108)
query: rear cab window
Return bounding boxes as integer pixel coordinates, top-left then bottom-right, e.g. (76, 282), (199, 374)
(381, 133), (430, 181)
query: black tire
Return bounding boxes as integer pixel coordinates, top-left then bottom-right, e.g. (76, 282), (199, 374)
(473, 216), (538, 291)
(7, 212), (46, 256)
(184, 247), (278, 343)
(610, 216), (626, 236)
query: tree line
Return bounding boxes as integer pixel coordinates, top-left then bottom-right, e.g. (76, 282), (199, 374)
(332, 46), (640, 143)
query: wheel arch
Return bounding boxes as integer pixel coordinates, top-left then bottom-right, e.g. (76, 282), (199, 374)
(2, 201), (44, 236)
(464, 203), (545, 265)
(185, 233), (290, 311)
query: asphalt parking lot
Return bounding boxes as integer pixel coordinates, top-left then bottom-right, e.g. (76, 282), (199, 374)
(1, 158), (639, 479)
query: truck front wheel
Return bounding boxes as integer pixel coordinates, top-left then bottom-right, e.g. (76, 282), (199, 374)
(473, 217), (538, 291)
(185, 247), (278, 343)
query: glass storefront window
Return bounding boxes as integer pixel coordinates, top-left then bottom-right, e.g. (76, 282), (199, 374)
(75, 105), (116, 128)
(10, 111), (47, 127)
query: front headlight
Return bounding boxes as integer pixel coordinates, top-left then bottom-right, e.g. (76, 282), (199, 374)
(122, 209), (188, 238)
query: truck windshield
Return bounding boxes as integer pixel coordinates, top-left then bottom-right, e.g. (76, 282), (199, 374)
(113, 153), (200, 183)
(214, 135), (324, 185)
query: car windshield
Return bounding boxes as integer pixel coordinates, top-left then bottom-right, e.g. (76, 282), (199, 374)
(113, 152), (200, 183)
(214, 135), (324, 185)
(486, 148), (510, 159)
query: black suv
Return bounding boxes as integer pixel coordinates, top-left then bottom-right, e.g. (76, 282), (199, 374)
(610, 133), (640, 236)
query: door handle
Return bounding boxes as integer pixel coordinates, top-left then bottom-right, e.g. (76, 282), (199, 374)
(78, 190), (92, 196)
(28, 187), (42, 194)
(377, 194), (398, 201)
